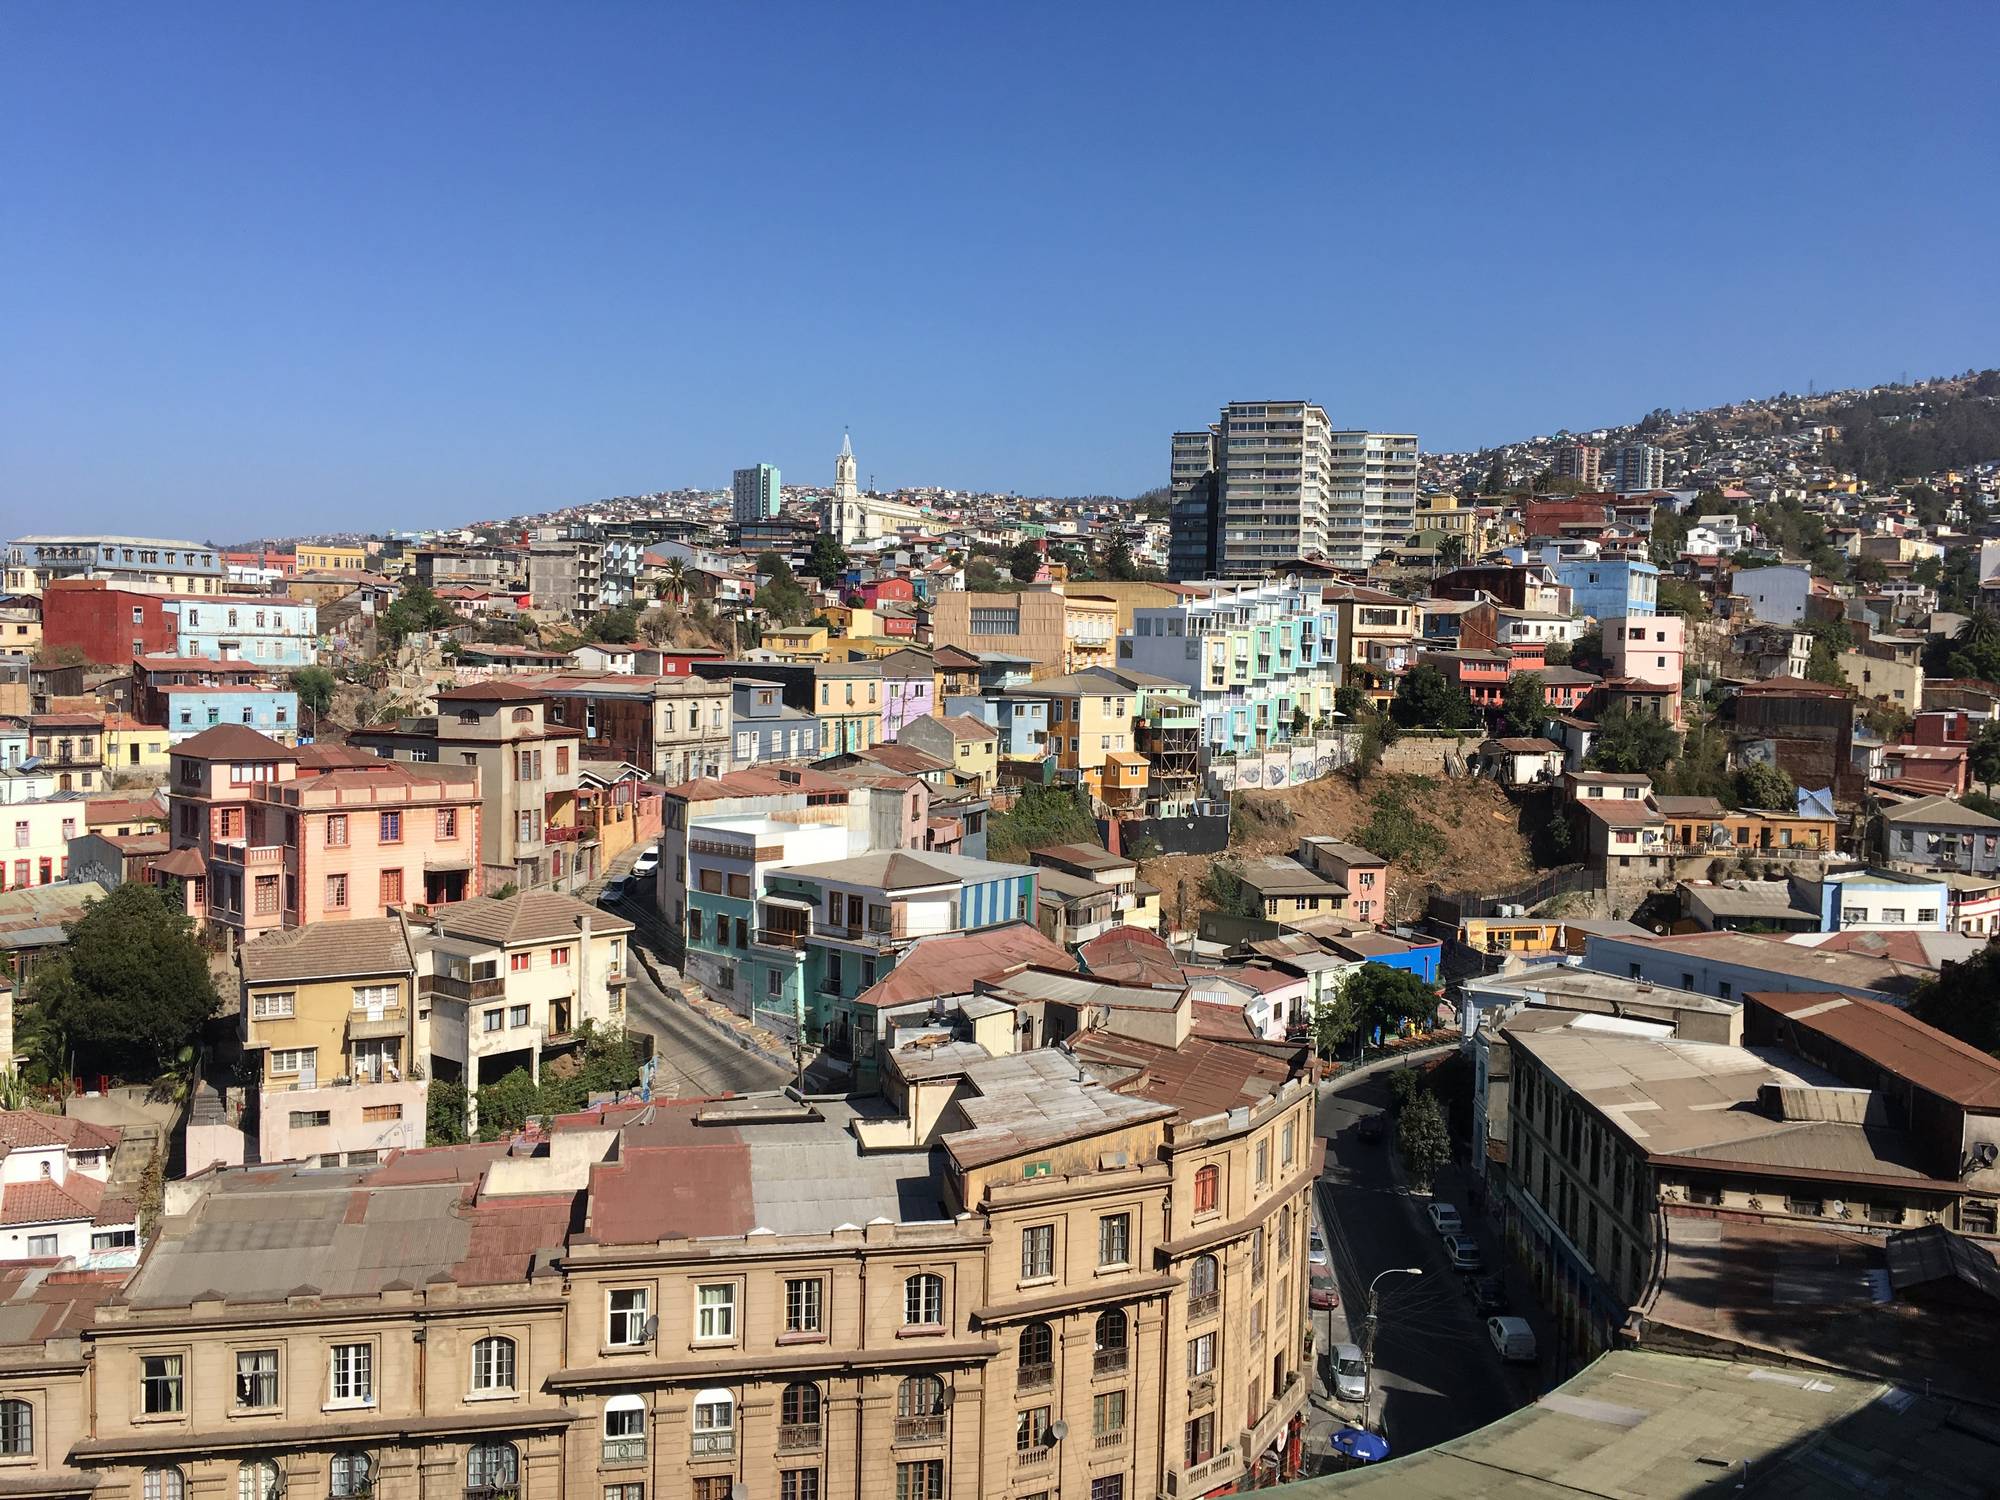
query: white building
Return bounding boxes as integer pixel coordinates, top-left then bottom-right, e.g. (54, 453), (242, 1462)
(1327, 430), (1420, 570)
(1610, 443), (1666, 492)
(0, 1110), (137, 1264)
(824, 434), (925, 546)
(1733, 564), (1815, 626)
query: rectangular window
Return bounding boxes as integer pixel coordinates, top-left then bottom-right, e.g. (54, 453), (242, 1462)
(696, 1283), (737, 1341)
(482, 1009), (504, 1034)
(550, 945), (571, 966)
(378, 811), (401, 844)
(289, 1110), (331, 1129)
(1098, 1212), (1131, 1268)
(437, 808), (458, 839)
(608, 1288), (650, 1346)
(270, 1048), (314, 1076)
(253, 991), (295, 1019)
(141, 1353), (184, 1414)
(1281, 1120), (1296, 1167)
(1092, 1389), (1126, 1437)
(606, 1486), (645, 1500)
(1022, 1224), (1055, 1280)
(379, 868), (403, 906)
(1187, 1332), (1215, 1377)
(25, 1233), (55, 1256)
(779, 1474), (819, 1500)
(784, 1277), (823, 1334)
(1184, 1412), (1215, 1466)
(235, 1349), (278, 1409)
(508, 1004), (530, 1028)
(362, 1103), (403, 1123)
(510, 950), (531, 972)
(1255, 1139), (1270, 1185)
(326, 873), (348, 910)
(329, 1343), (373, 1405)
(352, 984), (396, 1012)
(895, 1462), (944, 1500)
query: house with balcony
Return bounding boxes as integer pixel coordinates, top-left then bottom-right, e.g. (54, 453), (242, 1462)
(531, 673), (730, 784)
(413, 890), (632, 1132)
(1121, 581), (1344, 754)
(996, 672), (1148, 807)
(896, 712), (999, 793)
(25, 712), (104, 793)
(813, 661), (886, 754)
(351, 680), (589, 892)
(1418, 649), (1512, 715)
(155, 684), (300, 744)
(1029, 843), (1159, 935)
(162, 724), (483, 941)
(237, 917), (426, 1166)
(875, 648), (938, 742)
(1879, 794), (2000, 875)
(729, 679), (822, 768)
(761, 849), (1039, 1065)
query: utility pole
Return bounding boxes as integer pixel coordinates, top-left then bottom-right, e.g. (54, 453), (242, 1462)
(1361, 1266), (1423, 1383)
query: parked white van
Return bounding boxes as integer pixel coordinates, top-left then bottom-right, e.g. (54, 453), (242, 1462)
(1487, 1315), (1537, 1363)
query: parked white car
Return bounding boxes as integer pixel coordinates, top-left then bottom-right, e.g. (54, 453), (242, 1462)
(1331, 1342), (1369, 1402)
(1427, 1202), (1463, 1237)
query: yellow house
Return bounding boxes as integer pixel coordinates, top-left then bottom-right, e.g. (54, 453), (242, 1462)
(103, 715), (172, 776)
(897, 712), (1000, 792)
(237, 917), (427, 1165)
(1459, 916), (1564, 955)
(1014, 671), (1144, 805)
(814, 661), (884, 753)
(0, 605), (40, 654)
(761, 623), (830, 662)
(295, 542), (369, 573)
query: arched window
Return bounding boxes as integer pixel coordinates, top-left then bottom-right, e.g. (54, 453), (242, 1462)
(1093, 1309), (1127, 1353)
(903, 1273), (944, 1326)
(237, 1461), (280, 1500)
(466, 1442), (517, 1496)
(1278, 1203), (1292, 1251)
(1194, 1163), (1220, 1215)
(0, 1400), (29, 1456)
(1189, 1253), (1219, 1298)
(511, 708), (533, 723)
(897, 1375), (945, 1419)
(470, 1335), (516, 1393)
(457, 711), (481, 725)
(780, 1382), (821, 1428)
(330, 1454), (372, 1498)
(603, 1393), (645, 1458)
(1019, 1321), (1053, 1367)
(143, 1471), (184, 1500)
(691, 1388), (734, 1455)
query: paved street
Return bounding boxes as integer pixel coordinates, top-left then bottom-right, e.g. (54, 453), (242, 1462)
(1313, 1070), (1547, 1459)
(620, 942), (796, 1097)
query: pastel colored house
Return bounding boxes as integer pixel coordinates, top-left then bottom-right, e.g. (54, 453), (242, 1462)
(875, 648), (938, 742)
(171, 596), (320, 668)
(158, 685), (301, 744)
(898, 713), (999, 792)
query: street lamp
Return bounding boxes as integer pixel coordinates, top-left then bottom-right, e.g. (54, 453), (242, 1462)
(1361, 1267), (1423, 1373)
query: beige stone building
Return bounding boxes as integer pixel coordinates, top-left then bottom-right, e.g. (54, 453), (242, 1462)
(930, 586), (1116, 680)
(20, 1014), (1317, 1500)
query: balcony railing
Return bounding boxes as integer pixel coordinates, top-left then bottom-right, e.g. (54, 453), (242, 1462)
(776, 1423), (822, 1454)
(893, 1416), (944, 1444)
(1187, 1291), (1220, 1321)
(1188, 1374), (1216, 1407)
(1094, 1428), (1126, 1451)
(424, 974), (506, 1002)
(601, 1436), (646, 1467)
(1016, 1362), (1053, 1394)
(1093, 1347), (1128, 1378)
(1013, 1446), (1051, 1469)
(755, 928), (807, 950)
(689, 1432), (735, 1458)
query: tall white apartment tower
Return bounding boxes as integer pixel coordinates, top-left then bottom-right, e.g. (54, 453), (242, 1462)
(1326, 430), (1420, 569)
(1610, 443), (1666, 492)
(732, 463), (781, 523)
(1216, 400), (1334, 576)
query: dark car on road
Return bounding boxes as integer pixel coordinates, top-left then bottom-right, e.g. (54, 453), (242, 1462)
(1469, 1274), (1510, 1314)
(1355, 1115), (1384, 1144)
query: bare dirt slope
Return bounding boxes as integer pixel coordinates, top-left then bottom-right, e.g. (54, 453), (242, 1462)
(1142, 773), (1537, 927)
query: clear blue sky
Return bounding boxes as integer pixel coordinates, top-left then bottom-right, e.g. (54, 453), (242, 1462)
(4, 2), (1997, 539)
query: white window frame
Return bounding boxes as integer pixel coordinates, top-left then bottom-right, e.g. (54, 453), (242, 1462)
(695, 1283), (737, 1342)
(607, 1287), (650, 1347)
(327, 1342), (374, 1408)
(470, 1335), (516, 1394)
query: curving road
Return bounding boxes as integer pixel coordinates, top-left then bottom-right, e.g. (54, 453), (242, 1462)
(619, 935), (794, 1099)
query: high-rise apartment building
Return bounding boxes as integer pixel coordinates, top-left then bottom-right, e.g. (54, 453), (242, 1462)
(1326, 429), (1419, 569)
(1552, 441), (1602, 487)
(1166, 405), (1416, 577)
(733, 463), (782, 523)
(1610, 443), (1666, 492)
(1168, 427), (1221, 578)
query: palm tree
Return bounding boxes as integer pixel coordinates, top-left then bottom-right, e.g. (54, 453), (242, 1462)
(659, 559), (688, 610)
(1956, 608), (2000, 654)
(1437, 534), (1468, 572)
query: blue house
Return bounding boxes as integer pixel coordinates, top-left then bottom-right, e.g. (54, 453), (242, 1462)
(1554, 558), (1659, 624)
(1325, 931), (1442, 986)
(729, 678), (822, 768)
(161, 686), (301, 743)
(944, 693), (1049, 761)
(169, 597), (320, 668)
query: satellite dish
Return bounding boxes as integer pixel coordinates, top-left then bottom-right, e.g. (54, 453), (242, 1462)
(1045, 1420), (1068, 1446)
(640, 1314), (659, 1342)
(1979, 1141), (1998, 1168)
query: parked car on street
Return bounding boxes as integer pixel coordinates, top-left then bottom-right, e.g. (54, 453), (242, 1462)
(1310, 1268), (1340, 1309)
(631, 846), (660, 878)
(1487, 1315), (1538, 1363)
(1443, 1233), (1484, 1271)
(1470, 1274), (1511, 1314)
(600, 877), (628, 905)
(1427, 1202), (1463, 1236)
(1355, 1115), (1384, 1144)
(1331, 1342), (1370, 1402)
(1309, 1227), (1330, 1268)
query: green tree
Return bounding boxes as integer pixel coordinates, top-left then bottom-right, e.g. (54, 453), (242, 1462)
(984, 785), (1098, 863)
(1395, 1090), (1450, 1192)
(1914, 946), (2000, 1059)
(1390, 664), (1477, 730)
(426, 1079), (469, 1145)
(1571, 627), (1602, 667)
(1736, 760), (1796, 810)
(1435, 534), (1468, 571)
(1501, 672), (1547, 736)
(1006, 540), (1043, 583)
(1344, 963), (1437, 1039)
(1479, 457), (1509, 495)
(755, 572), (811, 628)
(1970, 722), (2000, 795)
(1586, 705), (1680, 775)
(1334, 684), (1368, 720)
(379, 583), (454, 644)
(1656, 577), (1710, 620)
(1202, 864), (1264, 921)
(1310, 988), (1359, 1060)
(586, 605), (642, 644)
(1543, 640), (1572, 667)
(807, 534), (849, 587)
(1103, 539), (1139, 581)
(964, 555), (1010, 592)
(289, 666), (336, 730)
(1803, 637), (1847, 686)
(657, 558), (689, 607)
(24, 884), (219, 1081)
